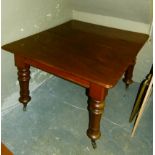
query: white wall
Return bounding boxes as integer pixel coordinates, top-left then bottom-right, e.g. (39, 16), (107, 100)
(71, 0), (152, 24)
(134, 37), (153, 82)
(2, 0), (72, 44)
(1, 0), (72, 113)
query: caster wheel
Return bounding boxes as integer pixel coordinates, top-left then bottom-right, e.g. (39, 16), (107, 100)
(91, 140), (97, 149)
(23, 105), (27, 111)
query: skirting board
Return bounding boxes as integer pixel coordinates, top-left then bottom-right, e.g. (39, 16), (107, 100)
(72, 10), (151, 34)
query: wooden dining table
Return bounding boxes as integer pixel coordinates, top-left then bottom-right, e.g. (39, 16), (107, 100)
(2, 20), (148, 148)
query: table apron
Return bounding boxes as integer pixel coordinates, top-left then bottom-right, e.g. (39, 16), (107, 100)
(25, 58), (90, 88)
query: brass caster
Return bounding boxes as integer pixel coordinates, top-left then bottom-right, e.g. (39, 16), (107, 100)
(123, 78), (133, 90)
(91, 140), (97, 149)
(125, 84), (129, 89)
(23, 105), (27, 111)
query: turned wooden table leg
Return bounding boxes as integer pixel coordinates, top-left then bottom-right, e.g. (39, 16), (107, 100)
(87, 84), (108, 149)
(15, 56), (31, 111)
(17, 65), (31, 111)
(123, 59), (136, 88)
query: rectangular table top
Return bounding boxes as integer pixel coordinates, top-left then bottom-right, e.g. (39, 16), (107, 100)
(2, 20), (148, 88)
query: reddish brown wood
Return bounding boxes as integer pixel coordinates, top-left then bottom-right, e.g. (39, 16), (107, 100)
(1, 143), (13, 155)
(123, 59), (136, 88)
(2, 20), (148, 88)
(1, 20), (148, 145)
(87, 84), (108, 141)
(15, 56), (31, 110)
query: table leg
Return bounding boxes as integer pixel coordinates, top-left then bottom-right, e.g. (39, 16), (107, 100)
(123, 59), (136, 88)
(87, 84), (108, 148)
(15, 56), (31, 111)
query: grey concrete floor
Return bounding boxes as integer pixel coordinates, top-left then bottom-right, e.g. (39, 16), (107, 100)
(2, 76), (153, 155)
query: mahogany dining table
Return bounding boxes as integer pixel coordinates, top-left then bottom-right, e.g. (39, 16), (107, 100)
(2, 20), (148, 148)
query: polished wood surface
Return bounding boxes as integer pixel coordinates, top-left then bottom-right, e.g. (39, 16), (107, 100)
(87, 85), (108, 143)
(2, 20), (148, 88)
(1, 143), (13, 155)
(2, 20), (148, 148)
